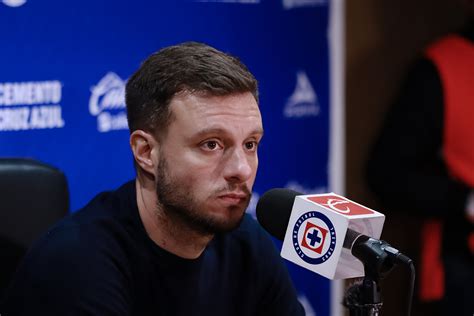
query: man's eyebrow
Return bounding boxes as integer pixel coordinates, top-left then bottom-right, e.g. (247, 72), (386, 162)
(192, 127), (264, 138)
(251, 128), (264, 138)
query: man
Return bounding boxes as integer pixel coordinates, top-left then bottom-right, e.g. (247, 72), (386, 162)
(0, 42), (304, 315)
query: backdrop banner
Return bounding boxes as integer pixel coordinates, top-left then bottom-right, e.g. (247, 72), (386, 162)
(1, 1), (332, 314)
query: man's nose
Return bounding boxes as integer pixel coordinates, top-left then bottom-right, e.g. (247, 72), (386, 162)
(223, 147), (254, 183)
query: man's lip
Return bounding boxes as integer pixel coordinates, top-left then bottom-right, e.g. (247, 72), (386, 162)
(218, 192), (248, 199)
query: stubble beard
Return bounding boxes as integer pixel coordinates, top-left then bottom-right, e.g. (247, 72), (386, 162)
(155, 156), (251, 236)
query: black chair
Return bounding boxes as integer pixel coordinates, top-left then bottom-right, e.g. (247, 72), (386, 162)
(0, 158), (69, 297)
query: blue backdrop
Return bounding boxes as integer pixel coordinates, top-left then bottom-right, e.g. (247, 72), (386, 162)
(1, 1), (331, 314)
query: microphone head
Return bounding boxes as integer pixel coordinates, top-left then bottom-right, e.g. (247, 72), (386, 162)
(256, 188), (301, 240)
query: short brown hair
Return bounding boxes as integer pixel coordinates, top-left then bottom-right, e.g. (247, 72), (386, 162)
(125, 42), (258, 137)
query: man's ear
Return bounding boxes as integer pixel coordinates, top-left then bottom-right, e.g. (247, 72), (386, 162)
(130, 130), (159, 176)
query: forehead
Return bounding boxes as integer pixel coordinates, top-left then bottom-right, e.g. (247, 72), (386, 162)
(168, 92), (263, 135)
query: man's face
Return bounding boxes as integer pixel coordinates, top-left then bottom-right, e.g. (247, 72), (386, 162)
(155, 92), (263, 235)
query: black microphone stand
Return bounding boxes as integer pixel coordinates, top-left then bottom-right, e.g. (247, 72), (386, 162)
(343, 275), (383, 316)
(343, 236), (408, 316)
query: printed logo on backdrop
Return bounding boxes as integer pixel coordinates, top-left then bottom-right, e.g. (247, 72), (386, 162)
(0, 80), (65, 131)
(308, 195), (375, 216)
(284, 71), (320, 118)
(293, 211), (336, 264)
(89, 72), (128, 133)
(1, 0), (26, 7)
(282, 0), (326, 10)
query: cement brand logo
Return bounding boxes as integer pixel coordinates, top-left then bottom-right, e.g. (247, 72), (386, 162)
(89, 72), (128, 133)
(284, 71), (320, 118)
(292, 211), (336, 264)
(282, 0), (326, 10)
(0, 80), (65, 131)
(308, 195), (375, 216)
(2, 0), (26, 7)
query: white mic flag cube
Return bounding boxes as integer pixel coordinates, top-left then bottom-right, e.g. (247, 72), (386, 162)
(281, 193), (385, 280)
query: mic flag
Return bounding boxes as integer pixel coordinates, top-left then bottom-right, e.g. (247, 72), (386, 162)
(271, 191), (385, 280)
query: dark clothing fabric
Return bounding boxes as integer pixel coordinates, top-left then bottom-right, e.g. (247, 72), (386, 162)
(426, 36), (474, 187)
(366, 57), (472, 254)
(367, 24), (474, 315)
(0, 181), (304, 316)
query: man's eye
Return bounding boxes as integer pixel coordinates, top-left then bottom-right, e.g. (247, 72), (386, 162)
(245, 141), (258, 151)
(201, 140), (221, 151)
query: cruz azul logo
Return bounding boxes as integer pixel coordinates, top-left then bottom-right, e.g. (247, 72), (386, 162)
(293, 211), (336, 264)
(308, 195), (374, 216)
(89, 72), (128, 133)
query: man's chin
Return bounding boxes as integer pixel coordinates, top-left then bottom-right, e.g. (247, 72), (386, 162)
(203, 206), (247, 234)
(209, 215), (246, 234)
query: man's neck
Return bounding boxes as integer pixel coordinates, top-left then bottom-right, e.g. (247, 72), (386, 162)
(135, 177), (213, 259)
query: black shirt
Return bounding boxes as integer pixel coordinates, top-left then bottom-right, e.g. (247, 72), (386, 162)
(1, 181), (304, 315)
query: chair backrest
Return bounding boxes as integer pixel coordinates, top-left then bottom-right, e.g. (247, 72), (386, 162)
(0, 158), (69, 296)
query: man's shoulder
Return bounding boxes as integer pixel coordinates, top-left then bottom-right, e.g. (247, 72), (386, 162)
(21, 214), (130, 282)
(70, 180), (137, 224)
(0, 182), (140, 314)
(49, 180), (137, 239)
(2, 225), (134, 316)
(25, 180), (139, 272)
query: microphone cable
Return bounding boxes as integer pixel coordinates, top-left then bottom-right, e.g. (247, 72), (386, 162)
(406, 260), (415, 316)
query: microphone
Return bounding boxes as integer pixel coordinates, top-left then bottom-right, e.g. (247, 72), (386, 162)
(256, 188), (411, 280)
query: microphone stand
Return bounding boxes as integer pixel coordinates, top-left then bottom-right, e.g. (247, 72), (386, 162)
(343, 237), (405, 316)
(344, 275), (383, 316)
